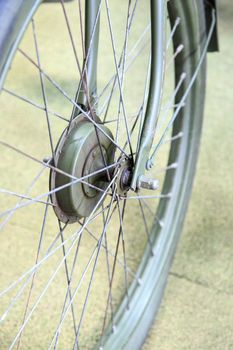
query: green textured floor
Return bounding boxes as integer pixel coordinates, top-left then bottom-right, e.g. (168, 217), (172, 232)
(143, 1), (233, 349)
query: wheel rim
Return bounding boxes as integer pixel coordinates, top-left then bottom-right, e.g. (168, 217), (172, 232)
(0, 1), (205, 349)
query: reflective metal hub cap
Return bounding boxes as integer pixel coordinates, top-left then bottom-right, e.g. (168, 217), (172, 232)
(50, 114), (115, 223)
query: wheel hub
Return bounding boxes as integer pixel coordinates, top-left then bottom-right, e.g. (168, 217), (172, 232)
(50, 114), (115, 223)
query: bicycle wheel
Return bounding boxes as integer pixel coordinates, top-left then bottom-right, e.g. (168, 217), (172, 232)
(0, 0), (206, 349)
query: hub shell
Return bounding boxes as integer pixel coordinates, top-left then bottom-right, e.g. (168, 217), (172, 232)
(50, 114), (115, 223)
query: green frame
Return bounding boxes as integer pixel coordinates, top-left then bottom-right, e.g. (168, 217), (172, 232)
(79, 0), (166, 190)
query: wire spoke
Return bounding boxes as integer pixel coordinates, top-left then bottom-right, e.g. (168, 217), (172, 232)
(155, 72), (186, 132)
(60, 0), (82, 77)
(47, 179), (118, 349)
(0, 223), (69, 323)
(0, 166), (47, 232)
(138, 198), (154, 255)
(104, 0), (134, 158)
(18, 48), (129, 158)
(71, 185), (118, 348)
(77, 209), (138, 281)
(100, 198), (125, 339)
(53, 222), (83, 350)
(0, 203), (114, 324)
(116, 197), (129, 308)
(97, 23), (150, 116)
(8, 174), (118, 349)
(0, 188), (54, 207)
(0, 140), (120, 218)
(140, 198), (164, 228)
(32, 18), (55, 154)
(0, 172), (119, 305)
(52, 220), (79, 348)
(101, 205), (114, 328)
(2, 88), (69, 122)
(166, 16), (181, 50)
(77, 0), (85, 57)
(15, 198), (49, 350)
(149, 11), (216, 165)
(123, 193), (172, 200)
(114, 0), (132, 146)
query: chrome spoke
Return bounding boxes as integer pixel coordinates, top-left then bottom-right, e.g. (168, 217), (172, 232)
(60, 0), (82, 77)
(101, 205), (114, 327)
(166, 43), (184, 69)
(141, 198), (164, 228)
(156, 72), (187, 132)
(53, 222), (83, 350)
(138, 199), (154, 255)
(71, 185), (118, 348)
(78, 211), (138, 281)
(2, 88), (69, 122)
(0, 181), (116, 303)
(166, 16), (181, 50)
(53, 220), (79, 348)
(60, 0), (93, 117)
(69, 0), (103, 125)
(32, 18), (55, 154)
(47, 178), (118, 349)
(0, 223), (69, 321)
(116, 197), (129, 308)
(115, 0), (132, 145)
(0, 154), (120, 219)
(123, 193), (172, 200)
(15, 198), (49, 350)
(97, 22), (150, 115)
(0, 166), (46, 232)
(18, 48), (129, 158)
(100, 198), (125, 339)
(77, 0), (85, 57)
(149, 13), (215, 165)
(8, 174), (118, 349)
(163, 131), (183, 144)
(104, 0), (134, 158)
(0, 188), (54, 207)
(0, 203), (112, 324)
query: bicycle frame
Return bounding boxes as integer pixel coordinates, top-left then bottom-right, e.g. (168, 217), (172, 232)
(79, 0), (218, 190)
(74, 0), (165, 190)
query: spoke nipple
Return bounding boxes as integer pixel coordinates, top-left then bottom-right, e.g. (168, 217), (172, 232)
(159, 220), (164, 228)
(181, 72), (187, 80)
(170, 162), (178, 169)
(112, 325), (117, 334)
(0, 312), (7, 322)
(151, 248), (155, 257)
(137, 175), (159, 190)
(43, 156), (53, 164)
(175, 17), (181, 25)
(177, 44), (184, 53)
(146, 159), (154, 170)
(137, 278), (142, 286)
